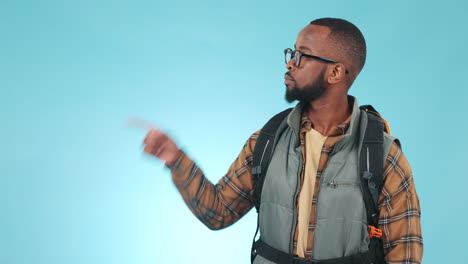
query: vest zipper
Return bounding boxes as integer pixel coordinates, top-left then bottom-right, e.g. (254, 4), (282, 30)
(328, 180), (360, 188)
(289, 152), (302, 255)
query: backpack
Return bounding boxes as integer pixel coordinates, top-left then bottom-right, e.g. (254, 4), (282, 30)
(250, 105), (391, 264)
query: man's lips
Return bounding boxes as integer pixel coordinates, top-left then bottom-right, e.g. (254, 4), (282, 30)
(284, 74), (294, 85)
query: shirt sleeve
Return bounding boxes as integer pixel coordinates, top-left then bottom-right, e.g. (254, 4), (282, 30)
(379, 142), (423, 264)
(168, 130), (260, 230)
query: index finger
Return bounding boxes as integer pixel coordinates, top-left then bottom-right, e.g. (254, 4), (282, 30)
(124, 116), (161, 132)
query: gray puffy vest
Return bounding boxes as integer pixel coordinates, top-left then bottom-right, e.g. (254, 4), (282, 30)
(253, 98), (396, 264)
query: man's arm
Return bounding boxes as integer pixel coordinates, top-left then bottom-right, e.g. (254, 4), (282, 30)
(379, 142), (423, 264)
(143, 129), (260, 230)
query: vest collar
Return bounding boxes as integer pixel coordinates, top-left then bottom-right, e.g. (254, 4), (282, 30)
(286, 96), (362, 148)
(334, 96), (362, 152)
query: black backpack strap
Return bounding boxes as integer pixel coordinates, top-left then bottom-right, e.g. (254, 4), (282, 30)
(360, 105), (391, 134)
(359, 106), (387, 264)
(252, 108), (293, 212)
(251, 108), (292, 263)
(359, 105), (385, 224)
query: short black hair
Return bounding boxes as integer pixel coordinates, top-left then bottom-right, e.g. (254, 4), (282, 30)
(310, 18), (367, 74)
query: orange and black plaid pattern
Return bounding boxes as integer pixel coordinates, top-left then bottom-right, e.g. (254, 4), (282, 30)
(169, 111), (423, 263)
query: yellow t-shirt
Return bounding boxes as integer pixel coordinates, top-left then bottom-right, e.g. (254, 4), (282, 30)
(296, 128), (327, 258)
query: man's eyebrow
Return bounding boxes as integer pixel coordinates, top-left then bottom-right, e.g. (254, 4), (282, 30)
(294, 44), (313, 53)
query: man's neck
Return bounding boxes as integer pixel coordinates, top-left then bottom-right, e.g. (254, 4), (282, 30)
(306, 95), (351, 136)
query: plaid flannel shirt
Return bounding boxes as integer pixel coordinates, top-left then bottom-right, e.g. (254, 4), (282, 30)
(169, 109), (423, 264)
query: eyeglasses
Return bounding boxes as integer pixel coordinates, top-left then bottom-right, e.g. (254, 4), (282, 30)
(284, 48), (348, 74)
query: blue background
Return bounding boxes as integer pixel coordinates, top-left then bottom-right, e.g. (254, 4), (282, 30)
(1, 0), (467, 263)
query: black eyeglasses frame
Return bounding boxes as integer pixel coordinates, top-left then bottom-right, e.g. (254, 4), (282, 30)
(284, 48), (349, 74)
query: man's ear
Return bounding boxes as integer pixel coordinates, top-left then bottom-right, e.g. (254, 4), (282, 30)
(328, 63), (346, 84)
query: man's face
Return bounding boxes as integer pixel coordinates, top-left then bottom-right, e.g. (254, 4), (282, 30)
(284, 25), (332, 103)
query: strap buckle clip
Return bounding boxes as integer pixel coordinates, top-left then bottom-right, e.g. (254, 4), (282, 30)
(292, 256), (316, 264)
(368, 225), (382, 238)
(292, 255), (309, 264)
(252, 166), (262, 177)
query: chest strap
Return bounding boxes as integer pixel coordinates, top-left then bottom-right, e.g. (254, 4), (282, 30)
(253, 239), (370, 264)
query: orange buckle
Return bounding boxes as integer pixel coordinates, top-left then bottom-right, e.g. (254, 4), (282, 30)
(368, 225), (382, 238)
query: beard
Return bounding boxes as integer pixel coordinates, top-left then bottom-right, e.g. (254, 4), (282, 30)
(285, 69), (326, 103)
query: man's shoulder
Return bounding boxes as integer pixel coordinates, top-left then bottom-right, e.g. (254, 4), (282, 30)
(380, 131), (403, 170)
(383, 132), (401, 150)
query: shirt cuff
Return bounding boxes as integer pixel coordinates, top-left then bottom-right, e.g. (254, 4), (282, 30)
(167, 150), (196, 186)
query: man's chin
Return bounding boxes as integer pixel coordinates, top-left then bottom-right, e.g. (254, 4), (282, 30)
(285, 88), (298, 103)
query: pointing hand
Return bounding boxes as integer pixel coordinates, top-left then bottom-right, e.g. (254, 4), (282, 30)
(125, 116), (181, 166)
(143, 129), (181, 167)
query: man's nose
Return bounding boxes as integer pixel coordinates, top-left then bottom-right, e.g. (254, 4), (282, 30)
(286, 58), (295, 70)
